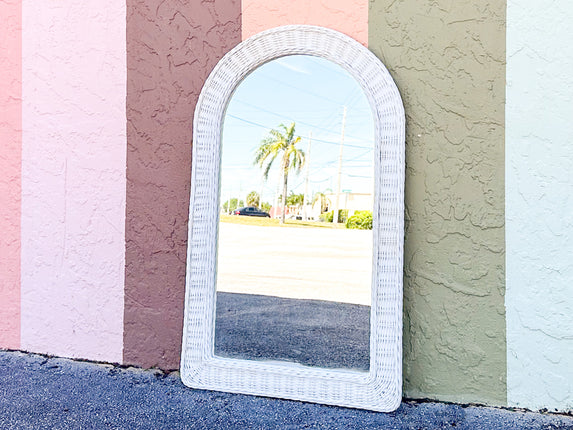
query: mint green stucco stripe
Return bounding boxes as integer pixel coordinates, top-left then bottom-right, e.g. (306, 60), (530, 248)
(506, 0), (573, 412)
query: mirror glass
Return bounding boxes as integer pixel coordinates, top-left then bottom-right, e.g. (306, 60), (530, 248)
(214, 55), (374, 372)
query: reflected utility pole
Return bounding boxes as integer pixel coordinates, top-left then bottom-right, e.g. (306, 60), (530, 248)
(333, 106), (347, 224)
(303, 131), (312, 221)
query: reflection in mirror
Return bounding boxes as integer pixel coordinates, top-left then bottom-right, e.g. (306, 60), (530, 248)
(214, 55), (374, 372)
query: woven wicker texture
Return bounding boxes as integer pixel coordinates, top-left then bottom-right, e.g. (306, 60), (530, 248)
(181, 25), (405, 412)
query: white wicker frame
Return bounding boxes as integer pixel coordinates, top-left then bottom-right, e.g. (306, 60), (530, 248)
(181, 25), (405, 412)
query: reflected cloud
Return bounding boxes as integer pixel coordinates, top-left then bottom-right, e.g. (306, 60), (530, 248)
(275, 58), (312, 74)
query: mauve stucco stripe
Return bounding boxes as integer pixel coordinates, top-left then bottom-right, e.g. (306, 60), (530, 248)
(124, 0), (241, 369)
(242, 0), (368, 46)
(20, 0), (126, 363)
(0, 0), (22, 350)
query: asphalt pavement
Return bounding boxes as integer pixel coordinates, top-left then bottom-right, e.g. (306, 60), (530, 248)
(1, 350), (572, 429)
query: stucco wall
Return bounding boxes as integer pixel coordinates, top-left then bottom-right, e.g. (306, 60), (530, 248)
(20, 0), (126, 363)
(124, 0), (242, 369)
(242, 0), (368, 46)
(506, 0), (573, 411)
(369, 1), (507, 405)
(0, 0), (21, 349)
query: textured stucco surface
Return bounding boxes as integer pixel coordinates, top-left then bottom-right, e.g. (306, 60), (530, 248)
(0, 0), (21, 349)
(369, 1), (506, 405)
(242, 0), (368, 46)
(506, 0), (573, 412)
(124, 0), (241, 369)
(20, 0), (126, 363)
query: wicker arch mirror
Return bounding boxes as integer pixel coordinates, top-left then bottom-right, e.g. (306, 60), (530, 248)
(181, 25), (405, 412)
(214, 54), (374, 372)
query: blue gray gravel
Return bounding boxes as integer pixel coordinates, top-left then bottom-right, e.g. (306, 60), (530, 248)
(1, 350), (572, 429)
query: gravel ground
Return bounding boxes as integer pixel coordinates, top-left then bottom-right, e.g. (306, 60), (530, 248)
(1, 350), (572, 429)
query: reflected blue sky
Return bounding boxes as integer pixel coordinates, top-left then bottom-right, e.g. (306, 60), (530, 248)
(221, 55), (374, 207)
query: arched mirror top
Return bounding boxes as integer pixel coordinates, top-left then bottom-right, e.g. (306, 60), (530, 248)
(194, 26), (404, 152)
(182, 25), (405, 412)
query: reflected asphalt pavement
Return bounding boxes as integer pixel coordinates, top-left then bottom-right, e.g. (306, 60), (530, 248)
(215, 292), (370, 371)
(2, 350), (572, 429)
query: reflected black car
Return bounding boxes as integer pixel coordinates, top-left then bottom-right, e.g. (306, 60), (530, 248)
(233, 206), (271, 217)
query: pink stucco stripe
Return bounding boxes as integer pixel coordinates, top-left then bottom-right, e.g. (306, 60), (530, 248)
(21, 1), (126, 363)
(242, 0), (368, 46)
(0, 0), (22, 350)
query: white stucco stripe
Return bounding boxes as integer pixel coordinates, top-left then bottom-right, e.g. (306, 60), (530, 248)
(21, 0), (126, 363)
(506, 0), (573, 411)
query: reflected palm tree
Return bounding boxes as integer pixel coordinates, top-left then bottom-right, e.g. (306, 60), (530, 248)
(254, 122), (305, 223)
(312, 192), (331, 214)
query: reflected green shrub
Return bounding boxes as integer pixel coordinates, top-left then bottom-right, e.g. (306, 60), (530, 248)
(345, 210), (373, 230)
(319, 209), (348, 223)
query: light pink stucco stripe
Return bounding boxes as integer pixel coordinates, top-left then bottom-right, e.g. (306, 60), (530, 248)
(21, 0), (126, 363)
(0, 0), (22, 350)
(242, 0), (368, 46)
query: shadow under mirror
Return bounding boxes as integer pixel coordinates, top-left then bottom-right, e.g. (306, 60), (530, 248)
(215, 55), (374, 372)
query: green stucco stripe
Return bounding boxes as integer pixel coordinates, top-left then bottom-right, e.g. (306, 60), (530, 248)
(368, 0), (506, 406)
